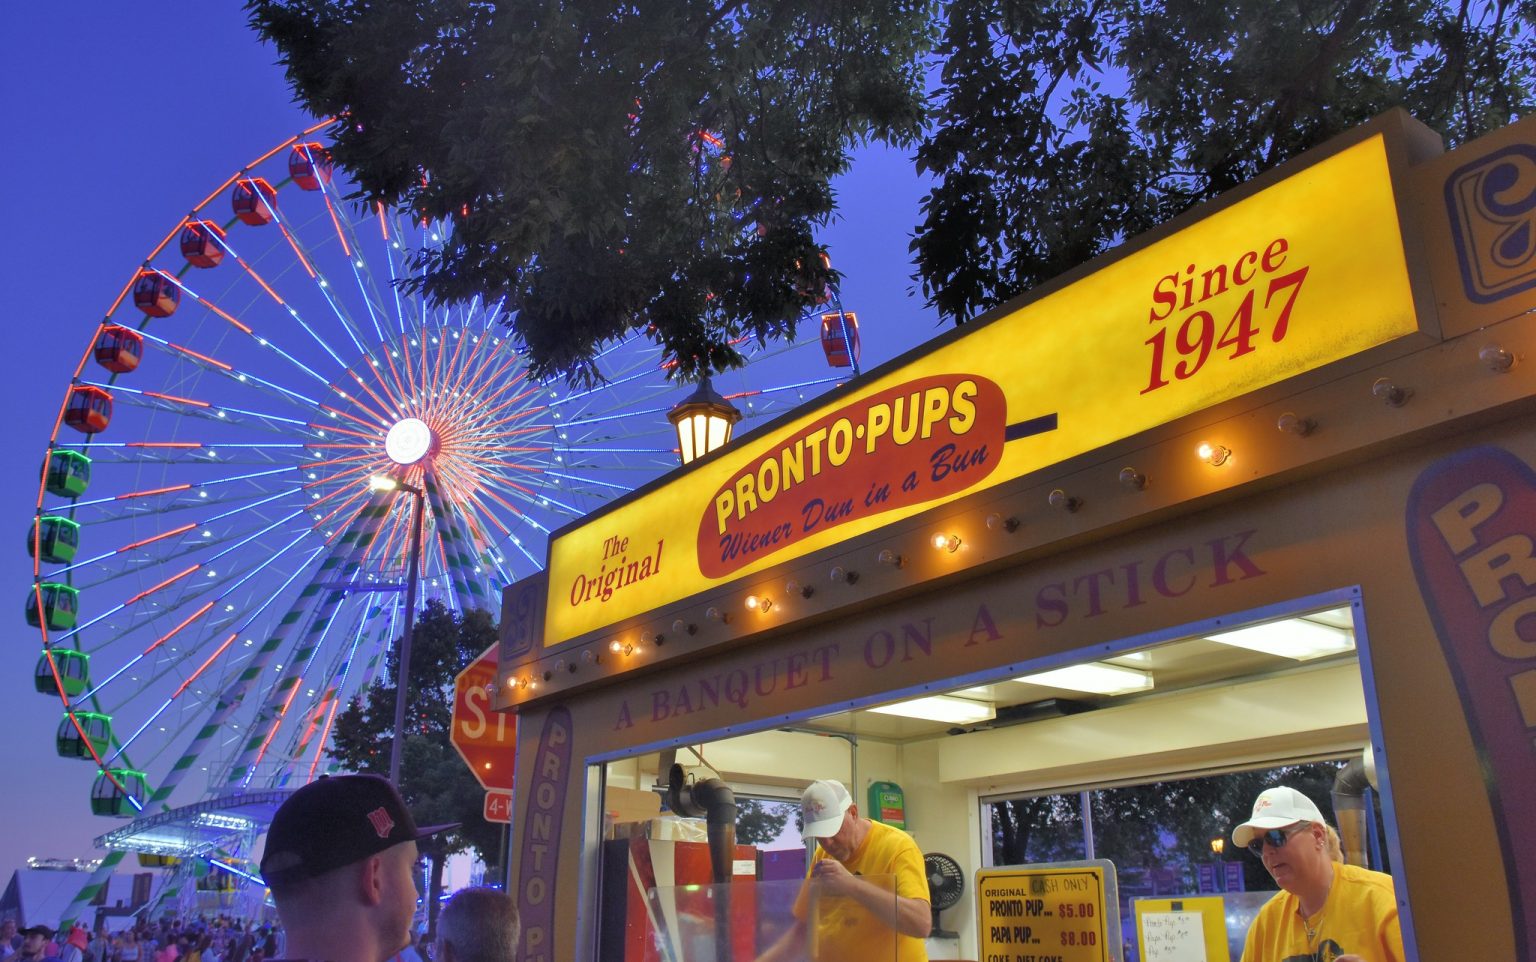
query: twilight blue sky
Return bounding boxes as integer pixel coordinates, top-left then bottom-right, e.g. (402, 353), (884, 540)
(0, 4), (944, 879)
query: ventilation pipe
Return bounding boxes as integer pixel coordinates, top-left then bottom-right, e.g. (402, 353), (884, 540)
(1331, 748), (1377, 867)
(668, 763), (737, 959)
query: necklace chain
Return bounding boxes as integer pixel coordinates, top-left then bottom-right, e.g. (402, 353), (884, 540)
(1300, 909), (1322, 945)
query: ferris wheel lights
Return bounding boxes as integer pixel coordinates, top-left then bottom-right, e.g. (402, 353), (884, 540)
(385, 417), (435, 465)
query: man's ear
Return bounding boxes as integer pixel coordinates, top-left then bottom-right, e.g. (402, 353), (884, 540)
(357, 854), (386, 906)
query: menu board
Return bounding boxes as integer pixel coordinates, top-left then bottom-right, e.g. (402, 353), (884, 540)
(976, 862), (1118, 962)
(1132, 896), (1229, 962)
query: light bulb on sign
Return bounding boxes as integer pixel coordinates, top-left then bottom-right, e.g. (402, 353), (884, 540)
(931, 533), (962, 553)
(1197, 442), (1231, 466)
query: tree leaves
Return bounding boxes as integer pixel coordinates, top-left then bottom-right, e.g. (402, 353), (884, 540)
(248, 0), (936, 386)
(915, 0), (1536, 327)
(327, 600), (504, 874)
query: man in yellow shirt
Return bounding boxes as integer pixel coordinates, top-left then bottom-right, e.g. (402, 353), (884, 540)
(1234, 786), (1405, 962)
(758, 780), (930, 962)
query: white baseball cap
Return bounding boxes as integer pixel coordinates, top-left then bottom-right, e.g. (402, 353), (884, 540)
(1232, 786), (1324, 847)
(801, 779), (853, 838)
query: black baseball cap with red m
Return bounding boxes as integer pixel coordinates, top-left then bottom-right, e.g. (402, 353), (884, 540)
(260, 774), (458, 887)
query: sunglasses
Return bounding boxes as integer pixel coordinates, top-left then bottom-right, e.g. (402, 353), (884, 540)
(1246, 822), (1310, 856)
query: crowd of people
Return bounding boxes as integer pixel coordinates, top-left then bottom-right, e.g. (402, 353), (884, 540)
(1, 773), (519, 962)
(0, 916), (286, 962)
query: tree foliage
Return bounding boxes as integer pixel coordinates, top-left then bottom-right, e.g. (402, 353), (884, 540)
(247, 0), (934, 385)
(734, 797), (793, 846)
(249, 0), (1533, 380)
(329, 600), (502, 933)
(990, 761), (1354, 892)
(914, 0), (1536, 324)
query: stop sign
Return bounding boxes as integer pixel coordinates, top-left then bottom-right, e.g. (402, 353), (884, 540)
(450, 645), (517, 790)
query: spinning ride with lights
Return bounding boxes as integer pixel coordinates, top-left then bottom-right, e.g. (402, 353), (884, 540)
(30, 123), (860, 921)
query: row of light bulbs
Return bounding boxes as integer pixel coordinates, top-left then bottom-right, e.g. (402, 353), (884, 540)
(505, 350), (1516, 697)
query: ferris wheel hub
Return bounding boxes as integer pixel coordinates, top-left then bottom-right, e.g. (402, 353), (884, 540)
(385, 417), (435, 465)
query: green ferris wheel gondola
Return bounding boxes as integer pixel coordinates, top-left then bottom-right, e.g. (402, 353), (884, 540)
(26, 582), (78, 631)
(90, 769), (147, 817)
(28, 516), (81, 565)
(35, 649), (90, 696)
(43, 450), (91, 498)
(56, 711), (113, 759)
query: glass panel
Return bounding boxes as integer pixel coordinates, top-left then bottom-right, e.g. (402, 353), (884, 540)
(988, 791), (1087, 864)
(636, 875), (899, 962)
(984, 759), (1397, 960)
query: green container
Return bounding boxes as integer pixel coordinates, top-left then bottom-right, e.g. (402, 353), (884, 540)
(868, 780), (906, 829)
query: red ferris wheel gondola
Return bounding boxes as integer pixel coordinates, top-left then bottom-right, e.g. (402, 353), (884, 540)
(93, 325), (143, 374)
(232, 177), (278, 226)
(179, 220), (227, 268)
(288, 143), (334, 192)
(820, 311), (860, 369)
(131, 271), (179, 318)
(64, 385), (113, 434)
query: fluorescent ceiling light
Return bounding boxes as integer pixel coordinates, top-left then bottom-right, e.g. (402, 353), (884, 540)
(868, 694), (996, 725)
(1205, 619), (1354, 661)
(1014, 662), (1154, 695)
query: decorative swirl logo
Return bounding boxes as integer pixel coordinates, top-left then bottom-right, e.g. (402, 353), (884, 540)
(1446, 143), (1536, 303)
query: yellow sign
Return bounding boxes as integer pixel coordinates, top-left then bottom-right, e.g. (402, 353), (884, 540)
(1133, 896), (1229, 962)
(546, 131), (1423, 643)
(976, 865), (1111, 962)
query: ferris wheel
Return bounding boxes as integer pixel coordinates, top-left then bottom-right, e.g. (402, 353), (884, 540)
(28, 120), (861, 873)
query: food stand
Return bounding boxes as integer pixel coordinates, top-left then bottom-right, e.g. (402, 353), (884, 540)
(493, 109), (1536, 962)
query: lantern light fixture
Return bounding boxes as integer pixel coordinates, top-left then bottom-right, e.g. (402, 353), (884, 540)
(931, 532), (962, 553)
(745, 594), (773, 613)
(1118, 467), (1148, 490)
(667, 376), (743, 465)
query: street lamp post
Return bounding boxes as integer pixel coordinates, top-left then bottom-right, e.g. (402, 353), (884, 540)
(373, 474), (427, 785)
